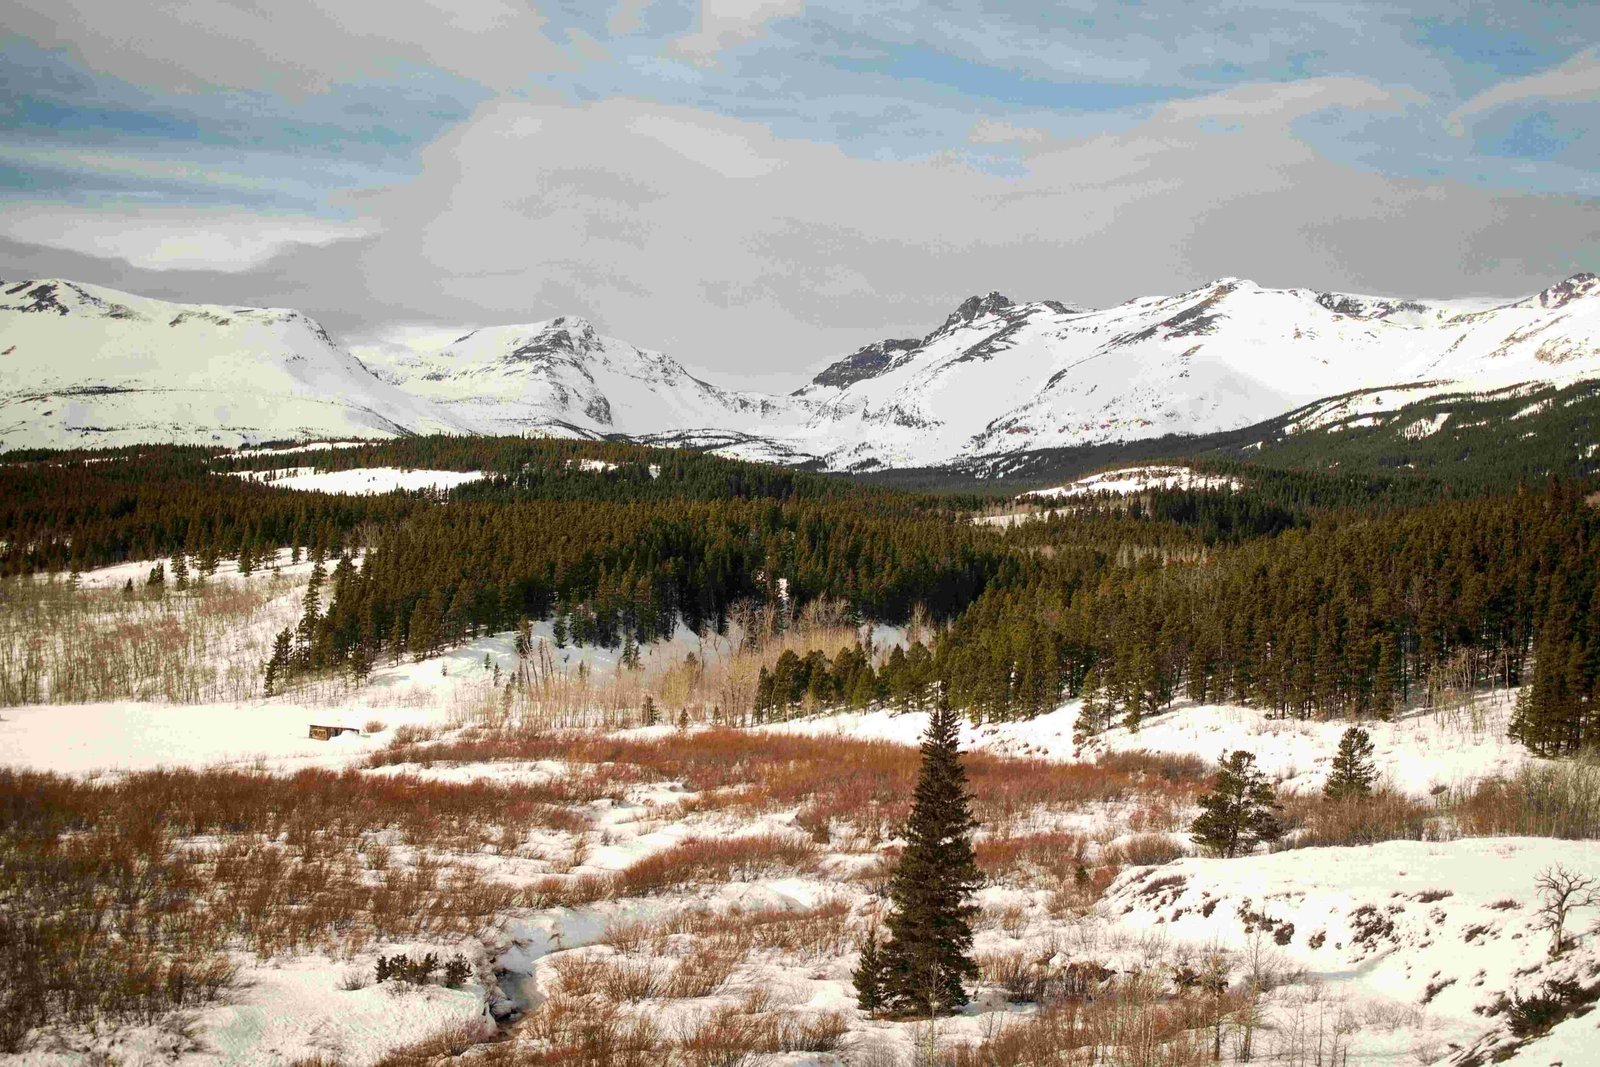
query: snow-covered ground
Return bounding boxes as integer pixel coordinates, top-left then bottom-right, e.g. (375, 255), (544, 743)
(1104, 837), (1600, 1065)
(225, 466), (486, 494)
(57, 545), (337, 589)
(235, 440), (366, 458)
(766, 695), (1536, 797)
(0, 615), (711, 776)
(15, 953), (497, 1067)
(1024, 465), (1243, 500)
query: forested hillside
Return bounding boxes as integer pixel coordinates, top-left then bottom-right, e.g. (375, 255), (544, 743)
(4, 435), (1596, 757)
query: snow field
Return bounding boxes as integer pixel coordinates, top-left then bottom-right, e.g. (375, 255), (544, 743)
(225, 466), (486, 494)
(765, 695), (1538, 799)
(1024, 465), (1244, 500)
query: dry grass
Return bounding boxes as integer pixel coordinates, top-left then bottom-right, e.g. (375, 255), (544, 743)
(368, 728), (1208, 845)
(618, 834), (819, 896)
(1450, 757), (1600, 839)
(977, 830), (1088, 886)
(1276, 787), (1441, 851)
(0, 764), (583, 1051)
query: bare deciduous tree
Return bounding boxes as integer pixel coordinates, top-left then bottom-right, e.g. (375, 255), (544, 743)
(1534, 864), (1600, 958)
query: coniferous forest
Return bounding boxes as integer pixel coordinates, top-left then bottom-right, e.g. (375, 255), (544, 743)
(3, 434), (1598, 756)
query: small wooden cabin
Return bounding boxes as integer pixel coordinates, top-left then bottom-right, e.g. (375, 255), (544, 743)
(308, 724), (358, 741)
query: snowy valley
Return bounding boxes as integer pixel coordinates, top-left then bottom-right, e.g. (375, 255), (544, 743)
(3, 478), (1599, 1065)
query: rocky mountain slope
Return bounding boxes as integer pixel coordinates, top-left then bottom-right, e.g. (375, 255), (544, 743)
(792, 273), (1600, 469)
(0, 279), (466, 451)
(361, 315), (796, 444)
(4, 272), (1598, 466)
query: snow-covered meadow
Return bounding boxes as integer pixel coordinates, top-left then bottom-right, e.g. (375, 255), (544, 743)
(225, 466), (487, 495)
(3, 560), (1598, 1066)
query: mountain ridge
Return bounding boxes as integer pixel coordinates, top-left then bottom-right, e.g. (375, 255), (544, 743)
(3, 272), (1597, 468)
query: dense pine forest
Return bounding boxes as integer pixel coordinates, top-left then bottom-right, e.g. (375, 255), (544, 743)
(3, 434), (1597, 756)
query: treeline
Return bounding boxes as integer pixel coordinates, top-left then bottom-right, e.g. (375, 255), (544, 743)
(0, 448), (405, 576)
(218, 435), (984, 508)
(291, 497), (1002, 679)
(0, 438), (970, 576)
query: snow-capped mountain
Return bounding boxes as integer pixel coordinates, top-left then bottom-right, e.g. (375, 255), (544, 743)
(0, 279), (467, 451)
(790, 273), (1600, 469)
(360, 315), (799, 444)
(4, 272), (1598, 468)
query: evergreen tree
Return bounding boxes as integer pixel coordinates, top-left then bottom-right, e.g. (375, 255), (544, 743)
(641, 694), (658, 727)
(1324, 726), (1378, 801)
(551, 612), (568, 649)
(853, 925), (887, 1016)
(877, 701), (981, 1016)
(264, 628), (293, 696)
(350, 635), (374, 686)
(1190, 750), (1283, 858)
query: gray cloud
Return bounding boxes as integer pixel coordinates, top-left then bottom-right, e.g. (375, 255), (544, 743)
(3, 59), (1596, 392)
(306, 84), (1597, 386)
(3, 0), (572, 93)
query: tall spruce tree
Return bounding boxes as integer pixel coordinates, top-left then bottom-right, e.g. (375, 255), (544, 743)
(1324, 726), (1378, 801)
(876, 700), (980, 1016)
(1190, 750), (1283, 858)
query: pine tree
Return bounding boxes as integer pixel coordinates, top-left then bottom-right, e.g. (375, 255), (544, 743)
(853, 925), (887, 1016)
(264, 628), (293, 696)
(641, 694), (658, 727)
(551, 612), (568, 649)
(350, 634), (375, 686)
(877, 701), (981, 1016)
(1190, 750), (1283, 858)
(1324, 726), (1378, 801)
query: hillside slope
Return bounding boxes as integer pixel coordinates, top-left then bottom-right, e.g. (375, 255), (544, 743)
(0, 279), (466, 451)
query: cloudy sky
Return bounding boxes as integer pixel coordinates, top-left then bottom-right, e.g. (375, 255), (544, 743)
(2, 1), (1597, 388)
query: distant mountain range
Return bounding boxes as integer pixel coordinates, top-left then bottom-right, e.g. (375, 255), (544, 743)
(4, 272), (1598, 470)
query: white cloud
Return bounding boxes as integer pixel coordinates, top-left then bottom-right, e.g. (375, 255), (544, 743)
(670, 0), (805, 62)
(1447, 47), (1600, 134)
(1158, 77), (1419, 125)
(968, 118), (1046, 145)
(0, 206), (373, 273)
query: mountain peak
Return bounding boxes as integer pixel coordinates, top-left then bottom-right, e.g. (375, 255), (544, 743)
(500, 316), (601, 364)
(929, 291), (1014, 340)
(1536, 272), (1599, 310)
